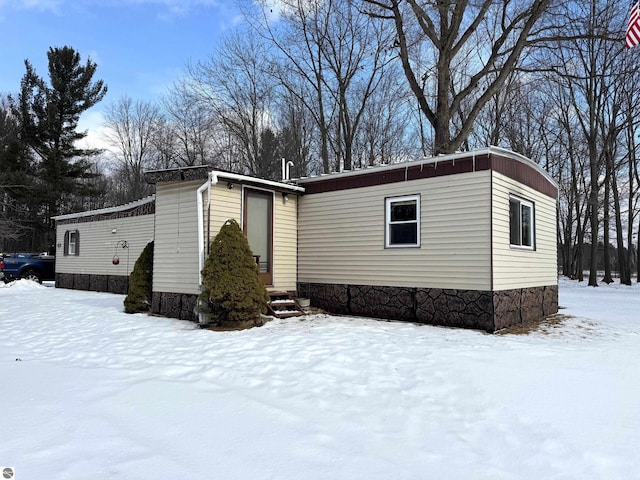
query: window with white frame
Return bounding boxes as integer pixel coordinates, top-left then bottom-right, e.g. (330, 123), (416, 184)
(509, 196), (534, 249)
(385, 195), (420, 248)
(69, 231), (77, 255)
(64, 230), (80, 256)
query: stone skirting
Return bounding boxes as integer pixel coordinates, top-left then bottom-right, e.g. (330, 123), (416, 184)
(55, 275), (200, 322)
(151, 292), (199, 321)
(56, 272), (129, 294)
(493, 284), (559, 330)
(297, 282), (558, 332)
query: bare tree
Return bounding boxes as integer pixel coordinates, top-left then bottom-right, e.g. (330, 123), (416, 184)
(622, 94), (640, 282)
(553, 85), (590, 280)
(547, 0), (627, 286)
(469, 73), (558, 164)
(612, 58), (640, 284)
(249, 0), (335, 173)
(250, 0), (397, 172)
(356, 71), (415, 166)
(103, 96), (160, 202)
(149, 116), (178, 170)
(319, 0), (395, 170)
(162, 83), (217, 167)
(363, 0), (554, 155)
(277, 89), (316, 177)
(185, 31), (279, 177)
(66, 156), (111, 212)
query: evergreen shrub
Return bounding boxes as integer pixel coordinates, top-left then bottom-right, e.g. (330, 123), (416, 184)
(199, 219), (269, 327)
(124, 241), (154, 314)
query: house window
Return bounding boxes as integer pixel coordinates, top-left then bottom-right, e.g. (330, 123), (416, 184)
(509, 196), (534, 249)
(385, 195), (420, 248)
(64, 230), (80, 256)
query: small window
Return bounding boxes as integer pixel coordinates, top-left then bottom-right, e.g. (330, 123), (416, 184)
(509, 196), (534, 249)
(69, 231), (77, 255)
(385, 195), (420, 248)
(63, 230), (80, 256)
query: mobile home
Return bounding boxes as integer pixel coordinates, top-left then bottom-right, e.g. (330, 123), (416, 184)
(295, 147), (558, 331)
(143, 166), (303, 320)
(53, 147), (557, 331)
(52, 196), (155, 293)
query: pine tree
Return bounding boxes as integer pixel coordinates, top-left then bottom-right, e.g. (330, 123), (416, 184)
(199, 219), (269, 327)
(0, 98), (35, 250)
(124, 241), (154, 314)
(11, 46), (108, 249)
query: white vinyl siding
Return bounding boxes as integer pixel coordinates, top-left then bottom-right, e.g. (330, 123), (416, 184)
(273, 194), (298, 291)
(54, 215), (154, 276)
(209, 182), (242, 241)
(208, 182), (298, 292)
(153, 181), (201, 295)
(298, 171), (492, 290)
(492, 171), (557, 290)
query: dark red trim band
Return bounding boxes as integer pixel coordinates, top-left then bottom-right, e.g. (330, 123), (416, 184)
(490, 154), (557, 199)
(301, 152), (557, 199)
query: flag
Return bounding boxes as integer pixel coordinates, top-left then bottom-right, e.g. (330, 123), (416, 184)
(627, 1), (640, 48)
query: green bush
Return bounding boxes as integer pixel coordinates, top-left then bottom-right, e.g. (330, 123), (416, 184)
(124, 241), (154, 314)
(199, 219), (269, 327)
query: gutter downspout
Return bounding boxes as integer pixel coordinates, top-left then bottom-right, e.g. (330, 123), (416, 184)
(196, 172), (217, 324)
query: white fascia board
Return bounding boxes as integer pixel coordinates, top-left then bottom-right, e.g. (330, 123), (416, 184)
(215, 171), (305, 193)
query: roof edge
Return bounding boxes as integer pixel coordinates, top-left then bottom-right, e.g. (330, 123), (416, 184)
(214, 171), (305, 193)
(293, 146), (558, 189)
(51, 195), (155, 221)
(144, 165), (305, 193)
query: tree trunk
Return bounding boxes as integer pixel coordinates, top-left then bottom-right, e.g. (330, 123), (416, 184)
(588, 146), (599, 286)
(602, 158), (613, 283)
(574, 203), (590, 282)
(627, 114), (638, 282)
(637, 219), (640, 282)
(317, 61), (331, 174)
(611, 165), (631, 284)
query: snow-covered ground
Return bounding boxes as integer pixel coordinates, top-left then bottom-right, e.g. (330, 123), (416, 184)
(1, 278), (639, 479)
